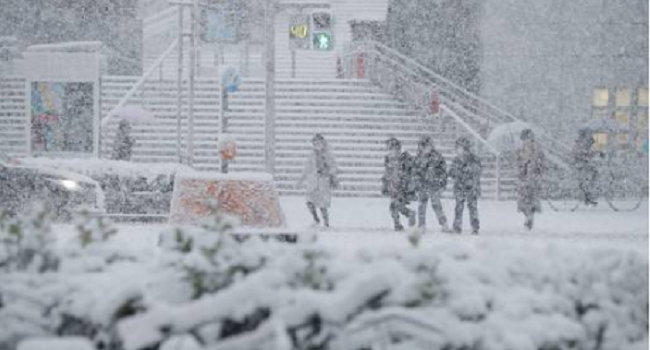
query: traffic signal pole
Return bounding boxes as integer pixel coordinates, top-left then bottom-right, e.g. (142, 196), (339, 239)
(264, 0), (277, 175)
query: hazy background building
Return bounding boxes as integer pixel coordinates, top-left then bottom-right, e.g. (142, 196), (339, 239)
(0, 0), (142, 74)
(385, 0), (648, 145)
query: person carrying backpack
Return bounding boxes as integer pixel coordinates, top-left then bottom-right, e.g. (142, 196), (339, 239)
(382, 137), (416, 231)
(413, 135), (450, 232)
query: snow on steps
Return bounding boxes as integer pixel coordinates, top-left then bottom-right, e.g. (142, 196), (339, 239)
(98, 76), (515, 198)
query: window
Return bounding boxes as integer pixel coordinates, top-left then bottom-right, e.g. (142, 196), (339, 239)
(615, 88), (630, 107)
(615, 110), (630, 126)
(593, 88), (609, 107)
(593, 133), (608, 151)
(638, 87), (648, 107)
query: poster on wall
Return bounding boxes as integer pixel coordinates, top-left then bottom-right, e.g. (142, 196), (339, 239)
(31, 82), (94, 154)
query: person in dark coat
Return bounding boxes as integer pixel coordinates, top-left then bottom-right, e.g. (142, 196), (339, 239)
(517, 129), (546, 230)
(382, 137), (416, 231)
(448, 137), (482, 234)
(112, 119), (135, 161)
(413, 135), (450, 232)
(571, 129), (599, 206)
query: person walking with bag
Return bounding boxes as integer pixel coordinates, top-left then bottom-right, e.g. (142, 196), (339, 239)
(413, 136), (450, 232)
(298, 134), (339, 228)
(382, 137), (416, 231)
(448, 137), (482, 234)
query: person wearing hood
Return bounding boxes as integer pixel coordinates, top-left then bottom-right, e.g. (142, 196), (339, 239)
(112, 119), (135, 161)
(448, 137), (482, 234)
(382, 137), (416, 231)
(517, 129), (546, 230)
(413, 135), (450, 232)
(298, 134), (339, 227)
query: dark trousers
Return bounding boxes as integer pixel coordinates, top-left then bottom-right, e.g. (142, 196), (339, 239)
(390, 197), (415, 228)
(417, 189), (447, 228)
(307, 201), (329, 227)
(453, 193), (479, 232)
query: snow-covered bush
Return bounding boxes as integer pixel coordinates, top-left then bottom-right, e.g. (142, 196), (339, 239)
(0, 208), (646, 350)
(0, 204), (58, 273)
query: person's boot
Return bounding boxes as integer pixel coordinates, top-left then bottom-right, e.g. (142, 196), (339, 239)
(307, 202), (320, 226)
(524, 217), (533, 230)
(394, 221), (405, 231)
(408, 212), (416, 228)
(320, 208), (330, 228)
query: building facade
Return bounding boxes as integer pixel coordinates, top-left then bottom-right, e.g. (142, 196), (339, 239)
(480, 0), (648, 147)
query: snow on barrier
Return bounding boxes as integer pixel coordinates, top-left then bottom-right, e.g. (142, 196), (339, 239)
(169, 172), (286, 228)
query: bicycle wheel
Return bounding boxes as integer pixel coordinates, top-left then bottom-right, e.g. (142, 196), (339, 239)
(544, 171), (581, 212)
(602, 169), (645, 212)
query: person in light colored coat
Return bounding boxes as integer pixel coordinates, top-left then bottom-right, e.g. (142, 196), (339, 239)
(516, 129), (546, 230)
(298, 134), (339, 227)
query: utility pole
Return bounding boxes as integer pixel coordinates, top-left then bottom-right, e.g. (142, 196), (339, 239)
(171, 0), (197, 167)
(176, 4), (184, 164)
(188, 0), (197, 167)
(264, 0), (277, 175)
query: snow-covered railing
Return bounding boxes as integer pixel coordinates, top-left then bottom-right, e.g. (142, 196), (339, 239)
(100, 39), (178, 128)
(343, 40), (571, 167)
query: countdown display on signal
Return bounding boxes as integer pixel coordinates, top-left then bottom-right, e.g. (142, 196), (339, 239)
(290, 24), (309, 39)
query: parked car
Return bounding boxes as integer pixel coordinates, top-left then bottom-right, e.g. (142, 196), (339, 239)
(0, 153), (106, 219)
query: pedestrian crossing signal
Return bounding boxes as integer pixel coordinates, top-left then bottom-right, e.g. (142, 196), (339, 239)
(313, 32), (333, 51)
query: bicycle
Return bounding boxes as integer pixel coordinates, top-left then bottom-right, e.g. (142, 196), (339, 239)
(544, 149), (647, 212)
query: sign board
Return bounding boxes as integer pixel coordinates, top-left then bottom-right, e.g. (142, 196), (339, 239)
(170, 173), (286, 228)
(200, 5), (240, 43)
(31, 81), (95, 154)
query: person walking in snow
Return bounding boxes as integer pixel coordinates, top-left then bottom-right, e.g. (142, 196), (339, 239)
(516, 129), (546, 230)
(298, 134), (339, 227)
(382, 137), (416, 231)
(413, 135), (450, 232)
(448, 137), (482, 234)
(571, 129), (600, 206)
(112, 119), (135, 161)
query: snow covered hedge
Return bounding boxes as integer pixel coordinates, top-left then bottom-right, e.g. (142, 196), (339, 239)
(0, 207), (647, 350)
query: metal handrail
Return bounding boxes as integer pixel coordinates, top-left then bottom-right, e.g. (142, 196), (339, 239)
(344, 41), (572, 166)
(101, 39), (178, 128)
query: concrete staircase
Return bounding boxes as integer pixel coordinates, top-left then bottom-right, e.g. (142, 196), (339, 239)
(100, 75), (222, 170)
(0, 77), (29, 156)
(98, 75), (508, 198)
(223, 78), (506, 198)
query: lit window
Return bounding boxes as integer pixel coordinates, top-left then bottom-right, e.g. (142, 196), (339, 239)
(615, 110), (629, 126)
(616, 88), (630, 107)
(593, 88), (609, 107)
(593, 132), (608, 151)
(638, 88), (649, 106)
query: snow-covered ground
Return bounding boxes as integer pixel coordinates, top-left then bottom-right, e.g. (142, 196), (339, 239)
(52, 197), (648, 251)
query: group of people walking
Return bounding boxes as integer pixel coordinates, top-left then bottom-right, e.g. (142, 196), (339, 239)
(296, 128), (607, 233)
(298, 133), (494, 234)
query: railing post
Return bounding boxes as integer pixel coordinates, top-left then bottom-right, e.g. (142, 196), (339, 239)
(496, 154), (502, 201)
